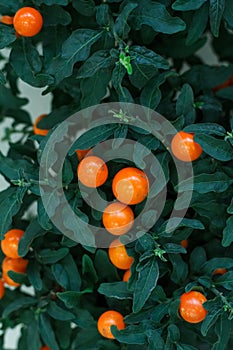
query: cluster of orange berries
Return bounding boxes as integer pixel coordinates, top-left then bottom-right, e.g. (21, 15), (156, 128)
(0, 7), (43, 37)
(0, 229), (28, 293)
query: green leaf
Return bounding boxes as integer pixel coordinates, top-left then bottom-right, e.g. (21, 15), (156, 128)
(222, 216), (233, 247)
(37, 248), (69, 264)
(47, 301), (75, 321)
(169, 254), (188, 284)
(172, 0), (207, 11)
(177, 172), (233, 194)
(131, 0), (186, 34)
(215, 271), (233, 290)
(3, 297), (37, 318)
(140, 71), (176, 109)
(209, 0), (225, 37)
(94, 249), (118, 282)
(27, 322), (41, 350)
(82, 254), (98, 286)
(223, 0), (233, 28)
(167, 324), (180, 342)
(39, 313), (60, 350)
(43, 5), (72, 26)
(69, 124), (117, 155)
(216, 86), (233, 101)
(37, 0), (68, 4)
(27, 260), (43, 291)
(80, 69), (112, 108)
(146, 329), (165, 350)
(77, 50), (115, 78)
(201, 298), (222, 336)
(73, 0), (95, 16)
(133, 257), (159, 313)
(212, 314), (232, 350)
(0, 24), (16, 49)
(183, 123), (226, 136)
(202, 257), (233, 273)
(0, 69), (6, 84)
(57, 290), (92, 308)
(131, 46), (169, 70)
(48, 29), (103, 84)
(114, 3), (138, 39)
(0, 85), (27, 109)
(189, 247), (207, 273)
(98, 282), (133, 299)
(112, 324), (147, 344)
(18, 219), (44, 257)
(176, 84), (195, 124)
(194, 134), (233, 161)
(10, 41), (54, 87)
(186, 3), (209, 45)
(52, 254), (82, 291)
(0, 187), (26, 239)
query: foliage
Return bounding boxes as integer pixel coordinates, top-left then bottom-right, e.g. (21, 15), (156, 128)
(0, 0), (233, 349)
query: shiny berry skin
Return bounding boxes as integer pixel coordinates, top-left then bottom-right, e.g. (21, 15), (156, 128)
(112, 167), (149, 205)
(13, 7), (43, 37)
(0, 15), (14, 25)
(108, 239), (134, 270)
(180, 239), (188, 249)
(1, 229), (24, 258)
(103, 202), (134, 236)
(171, 131), (202, 162)
(179, 291), (207, 323)
(77, 156), (108, 188)
(97, 310), (126, 339)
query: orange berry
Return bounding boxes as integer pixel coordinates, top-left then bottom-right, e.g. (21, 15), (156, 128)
(0, 15), (14, 25)
(180, 239), (188, 249)
(213, 268), (227, 275)
(33, 114), (49, 136)
(76, 149), (92, 161)
(0, 279), (5, 299)
(179, 291), (207, 324)
(40, 346), (50, 350)
(123, 269), (131, 282)
(1, 229), (24, 258)
(171, 131), (202, 162)
(112, 167), (149, 205)
(97, 310), (126, 339)
(108, 239), (134, 270)
(77, 156), (108, 188)
(2, 257), (28, 287)
(13, 7), (43, 37)
(103, 202), (134, 236)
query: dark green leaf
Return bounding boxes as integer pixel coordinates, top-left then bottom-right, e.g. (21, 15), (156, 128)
(27, 260), (43, 291)
(112, 324), (147, 344)
(186, 3), (209, 45)
(37, 248), (69, 264)
(98, 282), (133, 299)
(3, 297), (37, 318)
(0, 69), (6, 84)
(212, 314), (232, 350)
(43, 5), (72, 26)
(194, 134), (233, 161)
(114, 3), (138, 39)
(0, 187), (26, 239)
(222, 216), (233, 247)
(183, 123), (226, 136)
(0, 25), (16, 49)
(48, 29), (103, 84)
(201, 298), (222, 336)
(223, 0), (233, 28)
(18, 219), (44, 257)
(47, 301), (75, 321)
(209, 0), (225, 37)
(77, 50), (115, 78)
(133, 257), (159, 312)
(57, 290), (92, 308)
(132, 0), (186, 34)
(73, 0), (95, 16)
(173, 0), (207, 11)
(177, 172), (233, 194)
(39, 313), (60, 350)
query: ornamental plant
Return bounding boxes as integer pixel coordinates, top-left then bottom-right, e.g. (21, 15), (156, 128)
(0, 1), (233, 350)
